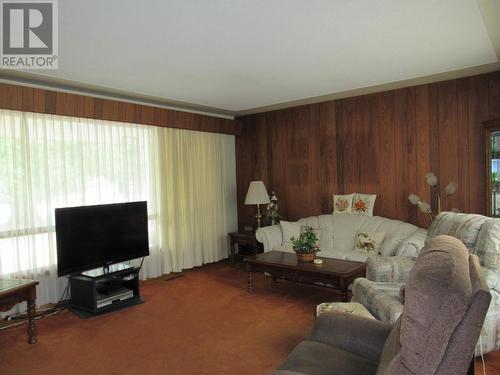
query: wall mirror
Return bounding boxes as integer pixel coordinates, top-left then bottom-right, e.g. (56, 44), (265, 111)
(485, 118), (500, 217)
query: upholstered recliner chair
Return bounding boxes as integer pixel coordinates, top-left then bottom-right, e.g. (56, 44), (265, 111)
(270, 236), (490, 375)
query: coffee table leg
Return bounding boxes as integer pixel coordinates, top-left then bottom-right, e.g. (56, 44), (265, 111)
(248, 271), (254, 293)
(340, 279), (349, 302)
(247, 263), (254, 293)
(27, 297), (37, 344)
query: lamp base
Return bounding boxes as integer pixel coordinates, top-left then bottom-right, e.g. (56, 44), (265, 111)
(255, 204), (262, 229)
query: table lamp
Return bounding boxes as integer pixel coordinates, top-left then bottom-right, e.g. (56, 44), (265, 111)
(244, 181), (270, 229)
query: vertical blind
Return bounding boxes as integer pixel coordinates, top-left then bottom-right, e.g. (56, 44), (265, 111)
(0, 109), (236, 306)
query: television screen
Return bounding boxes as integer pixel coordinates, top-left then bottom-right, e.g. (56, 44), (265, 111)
(55, 201), (150, 276)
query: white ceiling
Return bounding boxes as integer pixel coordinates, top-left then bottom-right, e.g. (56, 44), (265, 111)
(3, 0), (500, 116)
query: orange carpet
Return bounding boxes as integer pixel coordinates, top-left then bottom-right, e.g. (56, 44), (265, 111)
(0, 262), (498, 374)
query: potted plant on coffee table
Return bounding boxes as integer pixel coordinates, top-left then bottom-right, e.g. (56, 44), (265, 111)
(290, 226), (320, 262)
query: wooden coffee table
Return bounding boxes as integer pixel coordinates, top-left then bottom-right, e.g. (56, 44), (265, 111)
(245, 251), (365, 302)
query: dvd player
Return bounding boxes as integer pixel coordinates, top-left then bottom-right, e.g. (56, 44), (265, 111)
(96, 288), (134, 308)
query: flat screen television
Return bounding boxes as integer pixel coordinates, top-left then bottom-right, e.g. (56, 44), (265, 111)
(55, 201), (150, 277)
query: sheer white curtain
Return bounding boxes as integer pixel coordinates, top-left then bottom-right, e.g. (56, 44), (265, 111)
(156, 127), (233, 272)
(0, 109), (236, 307)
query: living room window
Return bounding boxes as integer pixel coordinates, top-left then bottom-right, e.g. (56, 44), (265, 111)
(0, 108), (236, 307)
(0, 109), (159, 277)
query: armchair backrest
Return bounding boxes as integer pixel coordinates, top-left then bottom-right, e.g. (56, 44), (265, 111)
(427, 212), (500, 289)
(426, 212), (488, 256)
(377, 235), (491, 375)
(475, 218), (500, 270)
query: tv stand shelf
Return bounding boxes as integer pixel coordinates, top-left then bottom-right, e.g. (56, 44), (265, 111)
(69, 266), (142, 317)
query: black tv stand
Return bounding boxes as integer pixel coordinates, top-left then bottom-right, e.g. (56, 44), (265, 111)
(69, 265), (142, 318)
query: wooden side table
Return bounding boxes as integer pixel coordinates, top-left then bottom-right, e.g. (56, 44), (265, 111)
(0, 279), (39, 344)
(228, 231), (262, 264)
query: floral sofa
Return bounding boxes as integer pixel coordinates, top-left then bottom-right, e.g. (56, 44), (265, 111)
(352, 211), (500, 355)
(255, 213), (427, 265)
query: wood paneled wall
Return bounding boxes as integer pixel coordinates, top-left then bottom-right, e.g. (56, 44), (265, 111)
(0, 83), (241, 135)
(236, 71), (500, 229)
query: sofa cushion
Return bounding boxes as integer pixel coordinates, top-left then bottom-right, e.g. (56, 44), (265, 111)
(331, 213), (368, 251)
(281, 221), (302, 244)
(380, 231), (407, 257)
(319, 248), (351, 260)
(298, 216), (319, 229)
(389, 235), (472, 374)
(329, 214), (421, 255)
(358, 216), (420, 257)
(395, 228), (427, 257)
(426, 211), (488, 252)
(358, 217), (418, 239)
(317, 214), (334, 249)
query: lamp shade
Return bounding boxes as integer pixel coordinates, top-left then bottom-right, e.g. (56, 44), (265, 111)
(425, 172), (438, 187)
(244, 181), (270, 205)
(444, 181), (458, 196)
(408, 193), (420, 205)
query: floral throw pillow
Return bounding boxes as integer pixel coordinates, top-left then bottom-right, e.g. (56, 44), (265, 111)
(354, 231), (385, 255)
(333, 194), (353, 214)
(352, 193), (377, 216)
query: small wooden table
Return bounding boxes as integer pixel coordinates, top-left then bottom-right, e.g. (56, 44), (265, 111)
(0, 279), (39, 344)
(228, 231), (261, 264)
(245, 251), (365, 302)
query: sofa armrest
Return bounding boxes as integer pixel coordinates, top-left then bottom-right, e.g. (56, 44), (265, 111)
(395, 228), (427, 257)
(255, 224), (283, 252)
(308, 312), (393, 362)
(366, 255), (416, 283)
